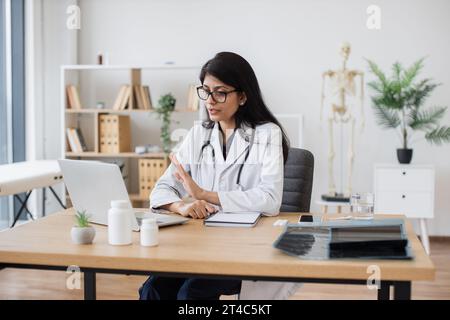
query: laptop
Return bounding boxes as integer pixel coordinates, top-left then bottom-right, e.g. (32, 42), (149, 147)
(58, 159), (188, 231)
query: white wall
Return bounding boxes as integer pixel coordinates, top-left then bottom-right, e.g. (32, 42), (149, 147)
(44, 0), (450, 234)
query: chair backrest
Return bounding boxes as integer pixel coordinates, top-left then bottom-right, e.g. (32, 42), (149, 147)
(280, 148), (314, 213)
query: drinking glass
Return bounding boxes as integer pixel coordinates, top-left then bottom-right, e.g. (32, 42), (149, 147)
(350, 192), (375, 219)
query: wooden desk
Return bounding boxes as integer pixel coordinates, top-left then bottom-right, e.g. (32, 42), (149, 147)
(0, 209), (435, 300)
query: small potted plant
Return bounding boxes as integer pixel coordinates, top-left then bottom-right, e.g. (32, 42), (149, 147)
(154, 93), (177, 154)
(367, 58), (450, 163)
(71, 210), (96, 245)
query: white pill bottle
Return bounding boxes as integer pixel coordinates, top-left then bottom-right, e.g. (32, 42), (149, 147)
(140, 218), (159, 247)
(108, 200), (132, 245)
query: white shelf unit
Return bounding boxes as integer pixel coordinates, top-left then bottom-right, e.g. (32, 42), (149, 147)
(60, 64), (201, 204)
(373, 163), (435, 254)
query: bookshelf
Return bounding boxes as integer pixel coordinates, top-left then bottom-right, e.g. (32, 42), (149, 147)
(61, 64), (201, 205)
(65, 151), (167, 158)
(65, 108), (193, 114)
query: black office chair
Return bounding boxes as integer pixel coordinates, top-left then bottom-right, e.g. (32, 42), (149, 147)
(280, 148), (314, 213)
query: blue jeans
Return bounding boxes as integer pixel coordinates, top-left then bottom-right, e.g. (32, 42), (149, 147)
(139, 275), (242, 300)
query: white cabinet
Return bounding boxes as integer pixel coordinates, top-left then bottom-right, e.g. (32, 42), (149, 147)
(374, 164), (434, 254)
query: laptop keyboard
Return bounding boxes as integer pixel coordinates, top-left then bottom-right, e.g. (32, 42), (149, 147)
(135, 212), (170, 226)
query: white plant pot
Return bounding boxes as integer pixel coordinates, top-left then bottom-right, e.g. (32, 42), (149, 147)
(71, 226), (96, 245)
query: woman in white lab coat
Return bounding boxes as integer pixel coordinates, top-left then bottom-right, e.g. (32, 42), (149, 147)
(139, 52), (294, 300)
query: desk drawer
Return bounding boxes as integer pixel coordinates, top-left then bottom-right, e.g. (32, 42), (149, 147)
(375, 168), (433, 192)
(375, 191), (433, 218)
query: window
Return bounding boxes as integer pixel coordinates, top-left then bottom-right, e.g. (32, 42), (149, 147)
(0, 0), (10, 229)
(0, 0), (25, 229)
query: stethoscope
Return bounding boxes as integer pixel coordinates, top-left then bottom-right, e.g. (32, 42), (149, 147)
(197, 126), (256, 189)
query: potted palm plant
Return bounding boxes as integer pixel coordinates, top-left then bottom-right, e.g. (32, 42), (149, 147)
(367, 58), (450, 163)
(71, 210), (96, 244)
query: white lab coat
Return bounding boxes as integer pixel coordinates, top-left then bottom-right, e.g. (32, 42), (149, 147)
(150, 120), (301, 300)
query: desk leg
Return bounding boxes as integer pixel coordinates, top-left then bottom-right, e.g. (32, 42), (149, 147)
(84, 271), (96, 300)
(377, 281), (390, 300)
(419, 219), (430, 255)
(393, 281), (411, 300)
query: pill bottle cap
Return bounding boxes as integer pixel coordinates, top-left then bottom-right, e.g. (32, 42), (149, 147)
(142, 218), (157, 225)
(111, 200), (131, 209)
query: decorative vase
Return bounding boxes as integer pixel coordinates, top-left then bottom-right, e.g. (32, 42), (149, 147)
(71, 226), (96, 244)
(397, 148), (413, 164)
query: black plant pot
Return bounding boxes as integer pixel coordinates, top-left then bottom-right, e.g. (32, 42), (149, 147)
(397, 148), (413, 164)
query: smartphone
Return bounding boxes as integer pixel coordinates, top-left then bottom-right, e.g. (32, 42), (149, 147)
(299, 214), (313, 222)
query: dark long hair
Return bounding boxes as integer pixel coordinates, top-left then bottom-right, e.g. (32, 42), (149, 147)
(200, 52), (290, 164)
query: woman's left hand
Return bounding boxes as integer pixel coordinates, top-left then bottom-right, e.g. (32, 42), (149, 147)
(170, 153), (204, 200)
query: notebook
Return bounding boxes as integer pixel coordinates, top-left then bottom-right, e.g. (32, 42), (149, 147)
(204, 211), (261, 227)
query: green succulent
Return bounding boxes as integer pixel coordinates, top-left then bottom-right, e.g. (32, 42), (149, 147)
(367, 58), (450, 149)
(74, 210), (91, 228)
(155, 93), (177, 154)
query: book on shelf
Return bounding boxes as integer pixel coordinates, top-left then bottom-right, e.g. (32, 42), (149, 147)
(66, 86), (75, 109)
(142, 85), (153, 110)
(134, 85), (145, 110)
(133, 85), (152, 110)
(66, 128), (87, 153)
(120, 85), (132, 110)
(112, 84), (152, 111)
(127, 85), (135, 110)
(66, 128), (81, 152)
(66, 85), (82, 109)
(113, 85), (127, 110)
(112, 85), (124, 110)
(66, 128), (77, 152)
(74, 128), (88, 152)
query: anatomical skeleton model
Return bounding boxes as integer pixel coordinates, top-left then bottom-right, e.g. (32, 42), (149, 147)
(320, 42), (365, 198)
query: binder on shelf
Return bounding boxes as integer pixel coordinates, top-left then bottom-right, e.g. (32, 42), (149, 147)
(99, 116), (106, 152)
(139, 158), (167, 199)
(99, 114), (131, 153)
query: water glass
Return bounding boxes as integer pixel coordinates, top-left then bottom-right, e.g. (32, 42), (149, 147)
(350, 193), (375, 219)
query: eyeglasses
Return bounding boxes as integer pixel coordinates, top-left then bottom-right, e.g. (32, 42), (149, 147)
(196, 86), (239, 103)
